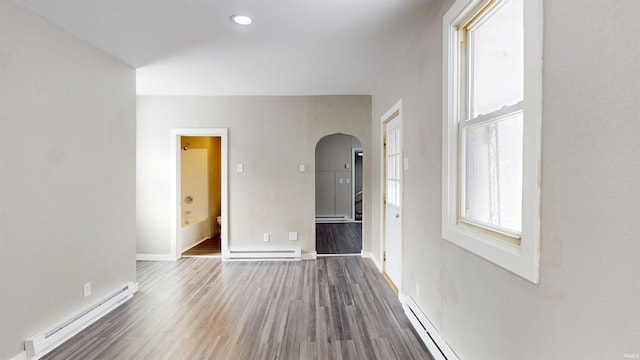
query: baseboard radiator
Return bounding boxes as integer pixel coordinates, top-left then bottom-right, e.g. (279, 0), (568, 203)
(226, 249), (301, 261)
(25, 282), (136, 360)
(315, 215), (348, 223)
(403, 296), (459, 360)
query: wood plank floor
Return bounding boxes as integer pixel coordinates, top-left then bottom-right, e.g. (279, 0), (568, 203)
(183, 236), (221, 256)
(316, 223), (362, 254)
(43, 257), (433, 360)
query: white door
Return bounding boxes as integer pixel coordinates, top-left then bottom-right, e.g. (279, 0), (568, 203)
(384, 115), (402, 294)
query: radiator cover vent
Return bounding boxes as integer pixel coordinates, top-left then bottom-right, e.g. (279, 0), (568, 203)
(25, 282), (136, 360)
(403, 296), (459, 360)
(226, 249), (302, 261)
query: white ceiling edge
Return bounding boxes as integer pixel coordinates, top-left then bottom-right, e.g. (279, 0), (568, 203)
(15, 0), (435, 96)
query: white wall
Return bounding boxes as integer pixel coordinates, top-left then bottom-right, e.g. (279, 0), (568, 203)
(0, 2), (137, 359)
(370, 0), (640, 359)
(181, 148), (209, 225)
(315, 134), (362, 171)
(137, 96), (371, 257)
(315, 134), (362, 217)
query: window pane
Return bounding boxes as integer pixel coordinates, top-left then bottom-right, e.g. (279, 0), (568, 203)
(463, 112), (522, 232)
(470, 0), (523, 118)
(385, 126), (401, 207)
(386, 153), (401, 207)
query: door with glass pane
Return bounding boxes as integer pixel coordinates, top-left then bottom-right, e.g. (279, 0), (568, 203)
(384, 115), (402, 294)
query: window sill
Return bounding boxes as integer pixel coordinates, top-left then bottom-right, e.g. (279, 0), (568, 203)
(442, 221), (538, 283)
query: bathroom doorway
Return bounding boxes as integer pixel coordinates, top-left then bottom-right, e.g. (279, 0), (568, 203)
(170, 128), (228, 260)
(180, 136), (222, 257)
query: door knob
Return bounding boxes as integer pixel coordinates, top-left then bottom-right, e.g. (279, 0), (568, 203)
(395, 213), (400, 218)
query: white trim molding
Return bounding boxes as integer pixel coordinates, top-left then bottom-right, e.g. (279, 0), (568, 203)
(220, 250), (317, 260)
(379, 99), (404, 295)
(25, 282), (135, 360)
(136, 253), (175, 261)
(302, 251), (318, 260)
(170, 128), (229, 262)
(9, 351), (27, 360)
(442, 0), (542, 283)
(402, 296), (459, 360)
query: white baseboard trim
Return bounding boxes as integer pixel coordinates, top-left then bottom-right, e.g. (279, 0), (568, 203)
(226, 249), (301, 261)
(401, 296), (459, 360)
(317, 253), (360, 257)
(136, 253), (175, 261)
(24, 282), (135, 360)
(221, 251), (317, 261)
(361, 251), (382, 272)
(302, 251), (317, 260)
(315, 215), (349, 223)
(9, 351), (27, 360)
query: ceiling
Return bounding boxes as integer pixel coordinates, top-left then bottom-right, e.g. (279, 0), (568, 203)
(15, 0), (433, 96)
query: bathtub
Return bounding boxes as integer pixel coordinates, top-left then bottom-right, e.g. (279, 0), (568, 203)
(181, 217), (210, 252)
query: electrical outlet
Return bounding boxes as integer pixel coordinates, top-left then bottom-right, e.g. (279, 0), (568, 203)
(289, 232), (298, 241)
(83, 282), (91, 298)
(263, 233), (270, 242)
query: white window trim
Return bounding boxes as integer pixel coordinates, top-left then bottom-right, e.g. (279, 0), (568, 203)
(442, 0), (542, 283)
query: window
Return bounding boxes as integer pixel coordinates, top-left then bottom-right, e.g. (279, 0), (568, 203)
(461, 0), (523, 239)
(386, 126), (401, 207)
(442, 0), (542, 283)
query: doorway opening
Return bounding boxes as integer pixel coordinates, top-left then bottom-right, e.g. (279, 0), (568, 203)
(381, 100), (403, 295)
(180, 136), (222, 257)
(353, 147), (363, 222)
(315, 133), (363, 255)
(170, 128), (228, 260)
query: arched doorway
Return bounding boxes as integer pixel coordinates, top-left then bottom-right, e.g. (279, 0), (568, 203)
(315, 133), (363, 255)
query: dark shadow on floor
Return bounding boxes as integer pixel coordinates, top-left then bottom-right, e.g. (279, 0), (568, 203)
(183, 235), (221, 256)
(316, 223), (362, 254)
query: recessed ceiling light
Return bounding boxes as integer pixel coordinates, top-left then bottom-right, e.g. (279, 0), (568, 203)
(231, 14), (252, 25)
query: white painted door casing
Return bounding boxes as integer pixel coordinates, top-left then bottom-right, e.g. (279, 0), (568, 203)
(384, 113), (403, 292)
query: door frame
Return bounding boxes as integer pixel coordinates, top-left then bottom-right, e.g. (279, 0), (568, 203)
(170, 128), (228, 260)
(352, 147), (363, 222)
(380, 99), (403, 295)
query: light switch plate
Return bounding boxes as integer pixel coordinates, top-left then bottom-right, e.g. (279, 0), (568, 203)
(289, 232), (298, 241)
(237, 164), (244, 173)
